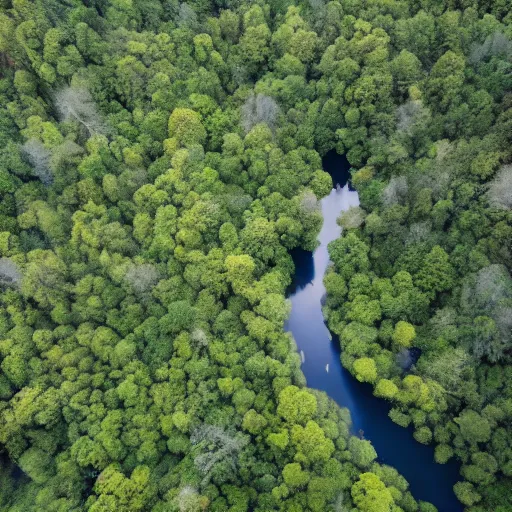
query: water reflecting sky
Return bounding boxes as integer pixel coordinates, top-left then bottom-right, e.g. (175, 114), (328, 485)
(285, 153), (463, 512)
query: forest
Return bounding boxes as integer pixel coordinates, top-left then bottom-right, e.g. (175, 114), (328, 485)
(0, 0), (511, 511)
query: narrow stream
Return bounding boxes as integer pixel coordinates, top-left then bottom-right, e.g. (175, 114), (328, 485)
(285, 151), (463, 512)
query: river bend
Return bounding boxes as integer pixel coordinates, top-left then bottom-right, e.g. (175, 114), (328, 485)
(285, 152), (462, 512)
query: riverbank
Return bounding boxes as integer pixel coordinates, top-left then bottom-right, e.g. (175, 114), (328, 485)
(285, 151), (463, 512)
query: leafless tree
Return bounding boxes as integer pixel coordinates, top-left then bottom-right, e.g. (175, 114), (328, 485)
(23, 139), (85, 186)
(191, 328), (209, 348)
(178, 3), (199, 30)
(406, 147), (451, 204)
(435, 140), (452, 162)
(242, 93), (280, 133)
(307, 0), (329, 32)
(396, 100), (424, 133)
(488, 164), (512, 210)
(461, 265), (512, 362)
(423, 347), (472, 393)
(308, 0), (327, 23)
(489, 31), (512, 55)
(382, 176), (408, 206)
(461, 264), (510, 315)
(22, 139), (53, 185)
(125, 263), (160, 295)
(332, 491), (350, 512)
(469, 31), (512, 64)
(415, 139), (454, 201)
(176, 486), (202, 512)
(54, 86), (106, 135)
(474, 264), (512, 310)
(224, 192), (252, 216)
(309, 0), (326, 8)
(300, 190), (320, 214)
(460, 266), (508, 314)
(338, 206), (366, 229)
(429, 307), (458, 334)
(231, 62), (249, 88)
(0, 258), (21, 289)
(493, 305), (512, 346)
(406, 222), (432, 246)
(471, 315), (509, 363)
(191, 425), (248, 486)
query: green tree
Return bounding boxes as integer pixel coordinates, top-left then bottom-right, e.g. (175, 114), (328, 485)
(282, 463), (309, 489)
(329, 232), (370, 280)
(168, 108), (206, 148)
(242, 409), (268, 435)
(18, 447), (54, 484)
(392, 321), (416, 348)
(374, 379), (398, 399)
(415, 246), (455, 298)
(90, 465), (156, 512)
(277, 386), (317, 424)
(349, 437), (377, 469)
(351, 472), (395, 512)
(353, 358), (378, 383)
(453, 481), (481, 507)
(456, 410), (491, 445)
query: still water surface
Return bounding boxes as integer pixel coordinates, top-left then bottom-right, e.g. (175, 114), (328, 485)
(285, 152), (462, 512)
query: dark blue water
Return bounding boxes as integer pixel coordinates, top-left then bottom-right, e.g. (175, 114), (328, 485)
(285, 152), (463, 512)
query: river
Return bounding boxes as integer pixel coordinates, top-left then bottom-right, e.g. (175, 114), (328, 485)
(285, 151), (463, 512)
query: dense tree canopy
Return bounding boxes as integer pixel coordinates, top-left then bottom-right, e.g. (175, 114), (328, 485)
(0, 0), (510, 511)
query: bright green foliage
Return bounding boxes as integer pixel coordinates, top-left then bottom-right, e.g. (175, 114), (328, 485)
(291, 420), (335, 464)
(374, 379), (399, 399)
(453, 481), (481, 507)
(277, 385), (317, 424)
(18, 448), (54, 484)
(434, 444), (454, 464)
(242, 409), (268, 434)
(414, 427), (433, 445)
(267, 429), (289, 450)
(392, 321), (416, 348)
(348, 437), (377, 469)
(168, 108), (206, 148)
(318, 5), (512, 508)
(0, 0), (511, 511)
(351, 472), (395, 512)
(329, 232), (370, 280)
(456, 410), (491, 445)
(415, 246), (455, 298)
(353, 357), (378, 383)
(89, 465), (155, 512)
(282, 463), (309, 489)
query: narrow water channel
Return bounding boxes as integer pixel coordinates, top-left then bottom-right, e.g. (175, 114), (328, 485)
(285, 151), (463, 512)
